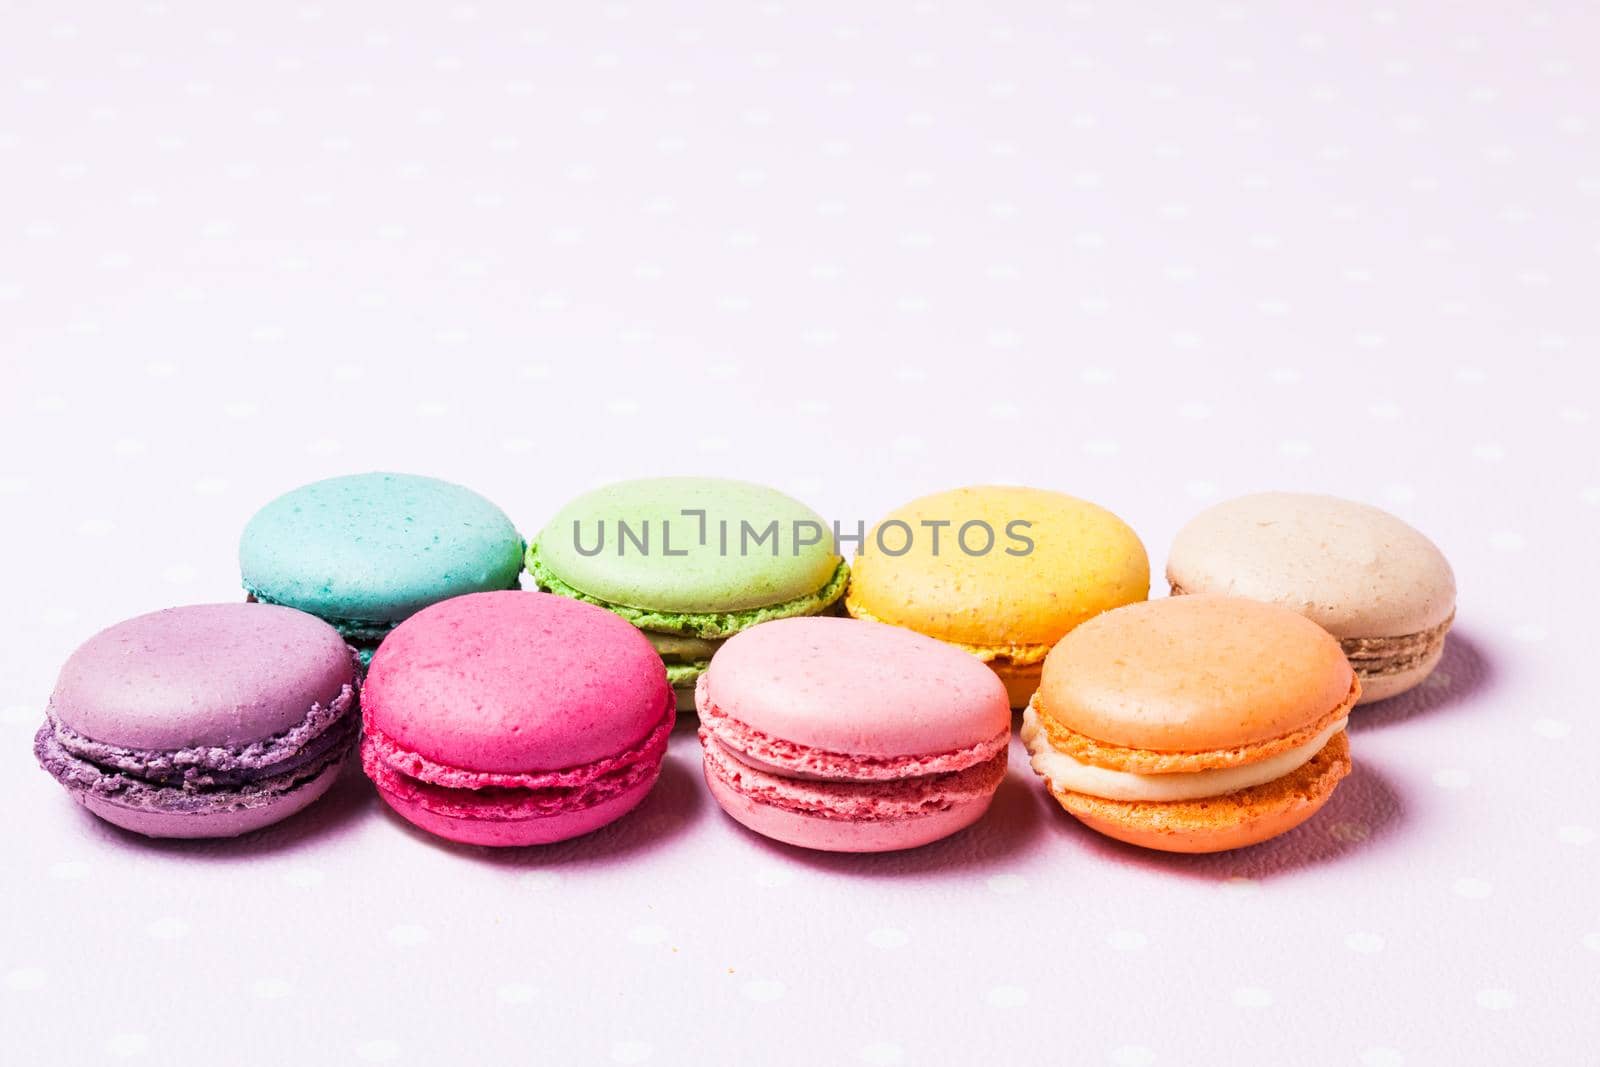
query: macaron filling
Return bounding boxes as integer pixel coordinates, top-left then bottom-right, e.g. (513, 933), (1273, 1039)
(1022, 704), (1347, 803)
(1339, 613), (1453, 679)
(527, 542), (850, 640)
(697, 681), (1008, 821)
(360, 693), (675, 822)
(33, 683), (358, 814)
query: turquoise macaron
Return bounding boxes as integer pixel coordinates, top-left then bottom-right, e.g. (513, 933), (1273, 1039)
(527, 477), (849, 709)
(240, 472), (524, 664)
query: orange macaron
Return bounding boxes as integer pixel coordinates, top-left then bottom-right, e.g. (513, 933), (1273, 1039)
(1022, 595), (1357, 853)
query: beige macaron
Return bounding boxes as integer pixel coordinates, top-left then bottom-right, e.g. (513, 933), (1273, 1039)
(1166, 492), (1455, 703)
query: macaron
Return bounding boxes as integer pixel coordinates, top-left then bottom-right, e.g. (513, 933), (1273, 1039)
(528, 477), (849, 710)
(360, 591), (675, 847)
(1166, 492), (1456, 703)
(845, 485), (1149, 706)
(1022, 596), (1356, 853)
(33, 603), (360, 839)
(240, 472), (525, 665)
(696, 616), (1010, 853)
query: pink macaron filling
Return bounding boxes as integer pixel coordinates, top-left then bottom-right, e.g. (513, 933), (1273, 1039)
(361, 690), (674, 823)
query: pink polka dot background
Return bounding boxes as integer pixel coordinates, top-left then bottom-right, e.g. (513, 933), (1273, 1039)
(2, 4), (1596, 1063)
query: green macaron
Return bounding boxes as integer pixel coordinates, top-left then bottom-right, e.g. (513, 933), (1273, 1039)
(528, 477), (848, 701)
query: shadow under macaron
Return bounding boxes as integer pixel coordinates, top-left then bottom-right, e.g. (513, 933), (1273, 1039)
(1350, 628), (1493, 731)
(1035, 759), (1404, 881)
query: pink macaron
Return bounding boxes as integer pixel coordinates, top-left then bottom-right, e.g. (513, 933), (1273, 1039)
(696, 616), (1010, 852)
(360, 591), (675, 847)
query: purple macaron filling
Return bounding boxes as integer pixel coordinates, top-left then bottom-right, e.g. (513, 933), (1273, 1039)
(33, 684), (359, 815)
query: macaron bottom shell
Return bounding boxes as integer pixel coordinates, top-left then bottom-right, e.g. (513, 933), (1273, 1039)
(990, 660), (1042, 708)
(372, 770), (661, 848)
(1043, 731), (1351, 854)
(702, 763), (998, 853)
(72, 759), (345, 839)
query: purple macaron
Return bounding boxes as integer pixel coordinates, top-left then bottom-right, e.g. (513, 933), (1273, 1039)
(33, 603), (360, 839)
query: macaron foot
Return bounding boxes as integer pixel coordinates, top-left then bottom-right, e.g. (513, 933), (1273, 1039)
(76, 759), (346, 840)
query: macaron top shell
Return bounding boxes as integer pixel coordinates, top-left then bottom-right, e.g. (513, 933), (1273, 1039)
(1166, 492), (1455, 639)
(700, 616), (1010, 759)
(239, 472), (524, 623)
(364, 591), (671, 774)
(1037, 596), (1354, 752)
(847, 486), (1149, 649)
(49, 603), (355, 751)
(535, 477), (842, 613)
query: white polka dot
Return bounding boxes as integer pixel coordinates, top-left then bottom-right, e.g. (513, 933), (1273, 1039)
(985, 985), (1029, 1008)
(356, 1038), (401, 1062)
(1178, 401), (1212, 419)
(1185, 480), (1218, 500)
(497, 983), (537, 1004)
(610, 1040), (653, 1064)
(1512, 623), (1548, 643)
(161, 564), (197, 585)
(387, 924), (431, 947)
(867, 927), (909, 949)
(1532, 718), (1571, 739)
(105, 1033), (149, 1058)
(858, 1042), (905, 1065)
(1279, 439), (1312, 458)
(742, 979), (786, 1003)
(522, 871), (562, 891)
(1220, 876), (1259, 896)
(1471, 442), (1505, 462)
(628, 924), (668, 946)
(1582, 932), (1600, 952)
(1232, 986), (1273, 1008)
(146, 916), (190, 940)
(1110, 1047), (1156, 1067)
(1431, 769), (1471, 790)
(1453, 877), (1493, 899)
(251, 978), (294, 1000)
(986, 874), (1027, 895)
(1360, 1048), (1406, 1067)
(1329, 820), (1370, 843)
(1080, 367), (1114, 385)
(1557, 825), (1595, 845)
(751, 867), (795, 889)
(1345, 932), (1386, 953)
(1489, 531), (1525, 552)
(5, 967), (45, 991)
(1, 704), (33, 726)
(49, 860), (90, 880)
(1107, 929), (1148, 951)
(283, 867), (325, 888)
(1476, 988), (1515, 1011)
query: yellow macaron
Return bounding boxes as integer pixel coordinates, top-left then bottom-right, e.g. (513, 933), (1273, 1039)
(845, 486), (1149, 705)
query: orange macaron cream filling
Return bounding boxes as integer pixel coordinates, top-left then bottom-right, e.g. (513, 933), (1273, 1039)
(1023, 595), (1357, 853)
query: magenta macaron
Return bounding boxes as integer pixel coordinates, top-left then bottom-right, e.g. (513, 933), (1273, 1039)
(360, 590), (676, 847)
(33, 603), (360, 839)
(696, 616), (1011, 852)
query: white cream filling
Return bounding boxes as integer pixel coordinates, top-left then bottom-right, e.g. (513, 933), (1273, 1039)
(1021, 705), (1346, 803)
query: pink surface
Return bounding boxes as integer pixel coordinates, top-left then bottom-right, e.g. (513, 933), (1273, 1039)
(2, 4), (1597, 1063)
(699, 616), (1010, 760)
(365, 591), (671, 773)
